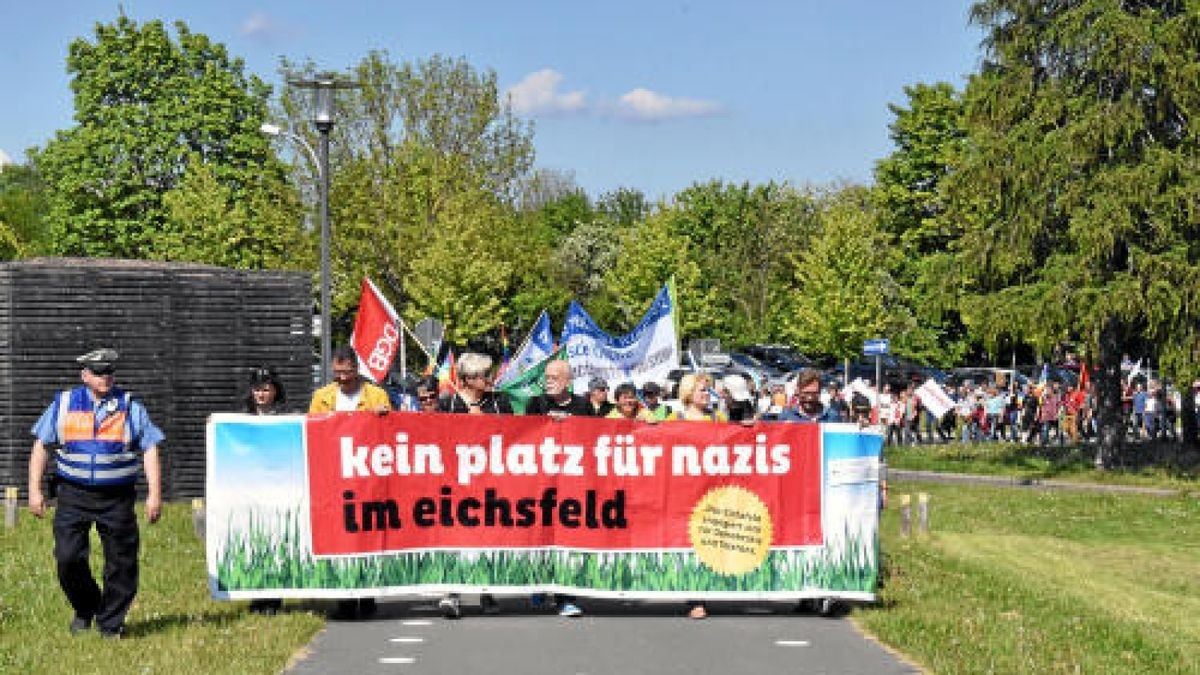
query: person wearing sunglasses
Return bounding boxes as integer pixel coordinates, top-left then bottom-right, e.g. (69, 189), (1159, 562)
(414, 375), (441, 413)
(27, 348), (165, 639)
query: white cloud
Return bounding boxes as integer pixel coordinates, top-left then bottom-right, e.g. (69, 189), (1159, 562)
(615, 88), (722, 121)
(0, 149), (12, 169)
(239, 12), (292, 43)
(506, 69), (588, 115)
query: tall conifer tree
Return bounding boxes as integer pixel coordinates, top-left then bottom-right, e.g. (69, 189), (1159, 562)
(950, 1), (1200, 461)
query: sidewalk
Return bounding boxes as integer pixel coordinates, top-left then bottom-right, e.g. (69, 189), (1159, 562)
(887, 468), (1184, 497)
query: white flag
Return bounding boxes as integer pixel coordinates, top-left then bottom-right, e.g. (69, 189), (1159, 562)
(559, 283), (680, 393)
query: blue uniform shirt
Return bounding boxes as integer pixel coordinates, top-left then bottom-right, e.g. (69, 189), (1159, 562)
(32, 388), (165, 451)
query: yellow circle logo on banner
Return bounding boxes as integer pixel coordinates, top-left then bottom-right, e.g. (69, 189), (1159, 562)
(687, 486), (774, 576)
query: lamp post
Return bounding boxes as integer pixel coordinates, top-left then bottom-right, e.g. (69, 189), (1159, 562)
(265, 75), (358, 382)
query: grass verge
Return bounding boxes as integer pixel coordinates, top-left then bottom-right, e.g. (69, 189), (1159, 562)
(0, 503), (322, 675)
(856, 480), (1200, 674)
(886, 440), (1199, 491)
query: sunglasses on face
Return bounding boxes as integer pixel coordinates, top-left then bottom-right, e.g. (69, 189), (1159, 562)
(418, 393), (438, 402)
(88, 365), (116, 376)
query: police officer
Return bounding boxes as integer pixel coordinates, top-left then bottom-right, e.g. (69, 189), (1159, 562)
(27, 348), (164, 639)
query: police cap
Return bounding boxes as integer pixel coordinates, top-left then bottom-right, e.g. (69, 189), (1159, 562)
(77, 348), (119, 374)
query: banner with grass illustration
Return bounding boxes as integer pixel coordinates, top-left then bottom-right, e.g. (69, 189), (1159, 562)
(206, 413), (882, 601)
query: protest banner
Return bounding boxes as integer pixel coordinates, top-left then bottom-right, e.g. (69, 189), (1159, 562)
(559, 282), (680, 394)
(915, 378), (954, 419)
(206, 414), (882, 601)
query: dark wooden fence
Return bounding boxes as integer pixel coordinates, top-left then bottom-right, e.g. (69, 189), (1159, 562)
(0, 259), (313, 500)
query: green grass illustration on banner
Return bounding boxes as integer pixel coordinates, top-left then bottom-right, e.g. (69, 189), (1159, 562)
(216, 508), (876, 593)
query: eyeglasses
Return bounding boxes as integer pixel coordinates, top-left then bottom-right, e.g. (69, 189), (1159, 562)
(88, 365), (116, 376)
(417, 393), (438, 402)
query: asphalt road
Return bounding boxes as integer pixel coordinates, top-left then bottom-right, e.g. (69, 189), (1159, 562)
(287, 596), (917, 675)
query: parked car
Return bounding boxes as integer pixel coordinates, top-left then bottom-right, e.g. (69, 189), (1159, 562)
(1016, 365), (1080, 389)
(728, 351), (781, 383)
(824, 356), (944, 389)
(739, 344), (814, 372)
(948, 367), (1029, 391)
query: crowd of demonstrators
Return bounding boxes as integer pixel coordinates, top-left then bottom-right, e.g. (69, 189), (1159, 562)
(862, 373), (1190, 448)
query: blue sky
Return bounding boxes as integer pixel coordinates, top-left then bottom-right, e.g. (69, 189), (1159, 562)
(1, 1), (982, 199)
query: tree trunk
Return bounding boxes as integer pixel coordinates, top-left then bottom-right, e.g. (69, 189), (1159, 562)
(1182, 385), (1198, 446)
(1094, 318), (1126, 468)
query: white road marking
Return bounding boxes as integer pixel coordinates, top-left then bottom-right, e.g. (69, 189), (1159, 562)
(390, 637), (425, 643)
(775, 640), (811, 647)
(401, 620), (434, 626)
(379, 657), (416, 664)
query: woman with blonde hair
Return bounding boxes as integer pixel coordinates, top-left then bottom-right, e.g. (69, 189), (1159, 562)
(668, 372), (727, 423)
(668, 371), (724, 618)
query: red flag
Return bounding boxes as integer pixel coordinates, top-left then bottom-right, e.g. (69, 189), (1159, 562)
(350, 278), (401, 383)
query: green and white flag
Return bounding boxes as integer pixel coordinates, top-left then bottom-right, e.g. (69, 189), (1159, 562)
(495, 348), (567, 414)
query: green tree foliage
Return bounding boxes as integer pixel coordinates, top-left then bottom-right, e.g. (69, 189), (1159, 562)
(661, 181), (817, 345)
(873, 83), (970, 365)
(160, 159), (309, 269)
(35, 16), (284, 261)
(0, 163), (50, 258)
(778, 187), (912, 360)
(278, 51), (535, 334)
(605, 210), (723, 338)
(949, 1), (1200, 459)
(401, 192), (516, 344)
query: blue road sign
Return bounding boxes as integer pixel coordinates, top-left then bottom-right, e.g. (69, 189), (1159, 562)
(863, 339), (889, 356)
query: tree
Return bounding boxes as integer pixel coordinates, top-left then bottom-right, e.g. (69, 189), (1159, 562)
(663, 181), (817, 346)
(277, 51), (536, 333)
(949, 1), (1200, 461)
(778, 186), (913, 361)
(35, 16), (285, 260)
(401, 191), (516, 344)
(873, 82), (970, 365)
(605, 210), (723, 340)
(0, 163), (50, 258)
(159, 159), (309, 269)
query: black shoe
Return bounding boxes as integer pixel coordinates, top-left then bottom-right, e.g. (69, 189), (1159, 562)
(249, 599), (281, 616)
(357, 598), (377, 618)
(480, 594), (501, 615)
(333, 599), (359, 620)
(69, 616), (92, 635)
(99, 626), (125, 640)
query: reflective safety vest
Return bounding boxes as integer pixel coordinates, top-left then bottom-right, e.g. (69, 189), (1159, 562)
(53, 386), (140, 487)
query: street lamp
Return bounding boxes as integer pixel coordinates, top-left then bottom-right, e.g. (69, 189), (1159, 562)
(265, 74), (358, 382)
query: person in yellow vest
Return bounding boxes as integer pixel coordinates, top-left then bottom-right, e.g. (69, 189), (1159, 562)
(27, 348), (164, 639)
(309, 346), (390, 619)
(309, 346), (392, 414)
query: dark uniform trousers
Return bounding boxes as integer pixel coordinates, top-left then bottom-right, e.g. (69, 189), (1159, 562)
(52, 481), (140, 632)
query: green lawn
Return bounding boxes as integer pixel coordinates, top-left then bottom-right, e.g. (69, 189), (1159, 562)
(857, 480), (1200, 674)
(0, 503), (322, 674)
(886, 440), (1199, 491)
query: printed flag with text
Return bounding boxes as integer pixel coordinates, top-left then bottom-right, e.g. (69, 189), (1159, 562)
(559, 282), (680, 393)
(350, 278), (402, 383)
